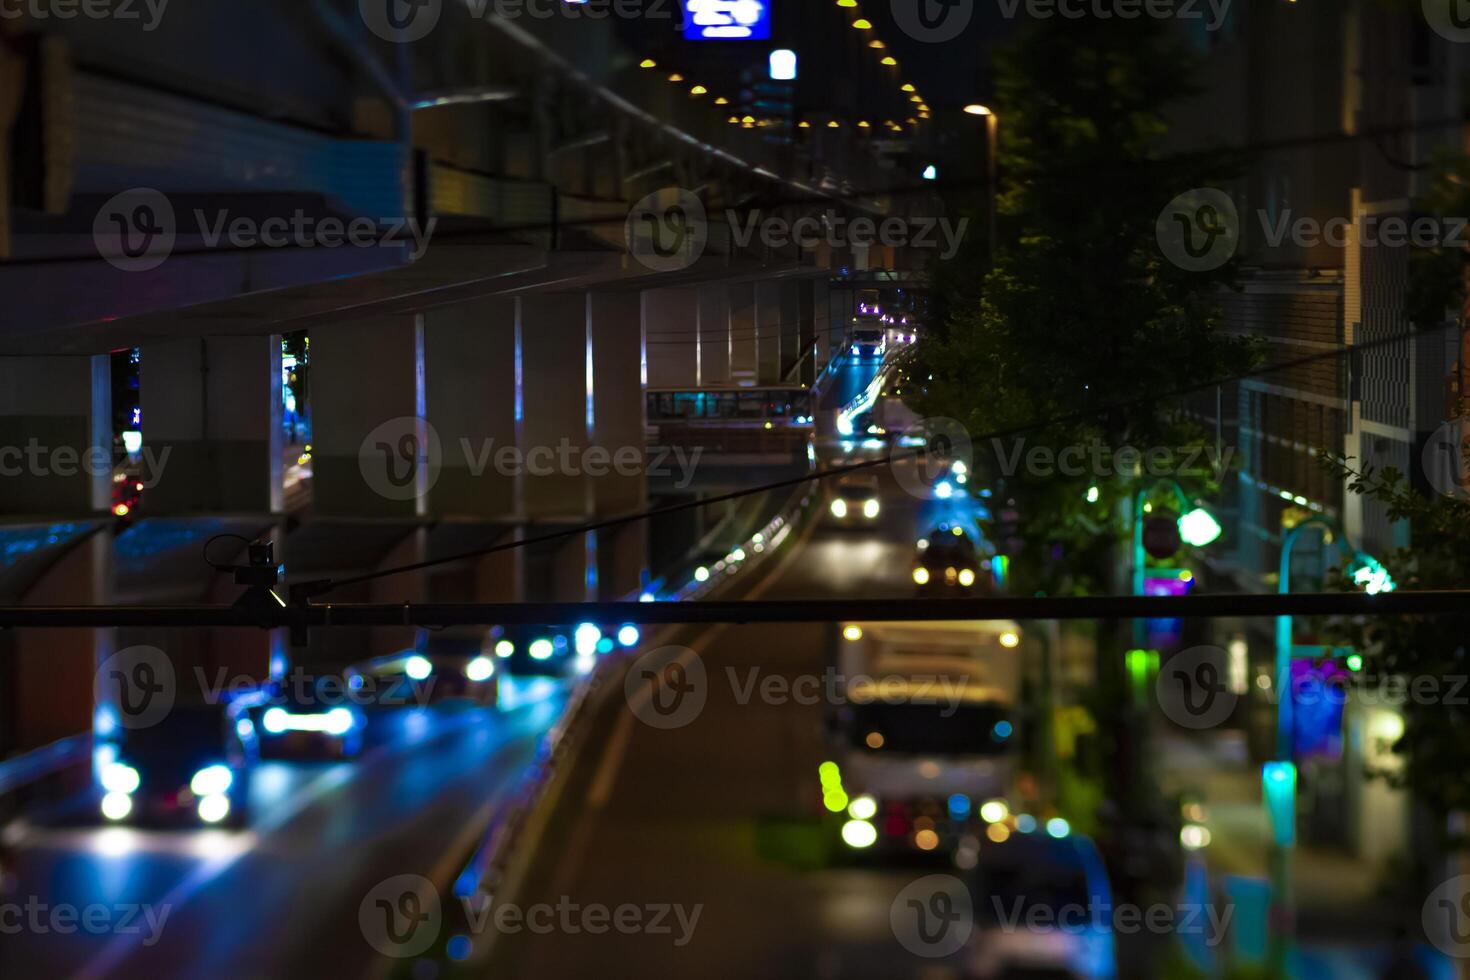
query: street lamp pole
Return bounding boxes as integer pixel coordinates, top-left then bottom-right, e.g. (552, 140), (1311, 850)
(1131, 479), (1218, 647)
(963, 104), (998, 261)
(1268, 515), (1394, 976)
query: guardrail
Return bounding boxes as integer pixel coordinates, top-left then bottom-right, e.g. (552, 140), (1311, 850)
(0, 733), (90, 798)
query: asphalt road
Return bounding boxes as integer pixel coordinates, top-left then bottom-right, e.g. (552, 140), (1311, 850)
(0, 679), (567, 980)
(485, 461), (985, 979)
(0, 353), (894, 980)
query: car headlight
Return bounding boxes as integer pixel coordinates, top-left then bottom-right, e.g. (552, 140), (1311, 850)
(913, 567), (930, 585)
(574, 623), (602, 656)
(405, 655), (433, 681)
(465, 656), (495, 682)
(198, 794), (230, 824)
(324, 707), (356, 736)
(617, 625), (640, 647)
(529, 639), (554, 660)
(101, 792), (133, 821)
(262, 707), (288, 734)
(495, 639), (515, 658)
(862, 498), (880, 519)
(190, 765), (233, 798)
(829, 498), (848, 519)
(958, 568), (976, 587)
(848, 794), (878, 820)
(100, 762), (140, 796)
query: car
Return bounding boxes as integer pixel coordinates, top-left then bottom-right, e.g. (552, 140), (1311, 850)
(913, 523), (987, 596)
(487, 621), (643, 680)
(244, 675), (366, 760)
(850, 324), (887, 358)
(348, 640), (500, 708)
(94, 703), (257, 829)
(967, 830), (1117, 980)
(827, 474), (882, 526)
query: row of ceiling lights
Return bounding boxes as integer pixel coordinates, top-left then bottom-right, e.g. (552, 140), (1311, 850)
(637, 57), (922, 132)
(835, 0), (930, 120)
(634, 0), (931, 134)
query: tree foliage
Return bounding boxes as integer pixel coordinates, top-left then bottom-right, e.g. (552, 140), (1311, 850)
(906, 20), (1258, 593)
(1316, 454), (1470, 826)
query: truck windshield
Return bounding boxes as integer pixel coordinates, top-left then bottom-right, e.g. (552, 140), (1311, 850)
(844, 701), (1013, 756)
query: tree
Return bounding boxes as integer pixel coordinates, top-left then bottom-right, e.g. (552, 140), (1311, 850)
(1316, 454), (1470, 825)
(906, 19), (1258, 596)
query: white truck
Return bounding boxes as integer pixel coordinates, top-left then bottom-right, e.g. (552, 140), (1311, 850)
(828, 620), (1023, 856)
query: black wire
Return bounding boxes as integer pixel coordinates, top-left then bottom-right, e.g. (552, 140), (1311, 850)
(304, 317), (1461, 599)
(202, 533), (254, 572)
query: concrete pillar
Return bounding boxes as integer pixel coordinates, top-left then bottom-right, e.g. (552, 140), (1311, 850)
(729, 282), (757, 387)
(0, 355), (111, 516)
(518, 293), (591, 520)
(590, 291), (647, 516)
(555, 530), (596, 602)
(832, 286), (855, 357)
(140, 336), (283, 514)
(590, 292), (650, 597)
(756, 281), (783, 386)
(813, 279), (833, 374)
(780, 280), (803, 383)
(471, 527), (525, 604)
(424, 298), (518, 520)
(0, 358), (112, 750)
(11, 530), (112, 751)
(597, 524), (645, 600)
(523, 529), (595, 602)
(312, 315), (427, 518)
(644, 288), (699, 389)
(697, 285), (731, 386)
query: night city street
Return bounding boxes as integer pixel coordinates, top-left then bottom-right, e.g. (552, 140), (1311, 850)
(2, 2), (1470, 978)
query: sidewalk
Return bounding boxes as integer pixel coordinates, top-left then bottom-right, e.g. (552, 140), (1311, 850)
(1155, 730), (1442, 978)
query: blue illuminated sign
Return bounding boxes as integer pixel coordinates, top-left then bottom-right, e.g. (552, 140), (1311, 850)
(683, 0), (771, 40)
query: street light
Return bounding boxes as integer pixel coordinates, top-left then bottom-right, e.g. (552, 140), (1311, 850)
(963, 103), (992, 116)
(1131, 480), (1220, 633)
